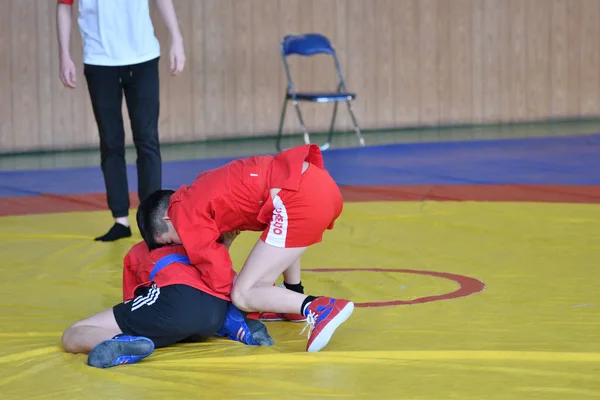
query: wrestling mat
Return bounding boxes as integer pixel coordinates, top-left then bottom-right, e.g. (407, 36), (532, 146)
(1, 135), (599, 399)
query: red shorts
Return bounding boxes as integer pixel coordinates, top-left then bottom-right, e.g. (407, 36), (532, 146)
(260, 164), (343, 248)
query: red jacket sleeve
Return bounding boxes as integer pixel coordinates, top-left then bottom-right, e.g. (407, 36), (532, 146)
(58, 0), (74, 4)
(122, 253), (139, 302)
(168, 199), (236, 297)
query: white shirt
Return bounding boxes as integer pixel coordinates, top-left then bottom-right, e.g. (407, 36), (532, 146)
(77, 0), (161, 66)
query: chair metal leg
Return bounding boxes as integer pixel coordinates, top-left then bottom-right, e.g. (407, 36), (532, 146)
(292, 100), (311, 146)
(346, 100), (365, 147)
(323, 101), (340, 151)
(276, 97), (289, 152)
(322, 83), (343, 151)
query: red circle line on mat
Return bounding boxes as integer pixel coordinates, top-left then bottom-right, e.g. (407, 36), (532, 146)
(302, 268), (486, 308)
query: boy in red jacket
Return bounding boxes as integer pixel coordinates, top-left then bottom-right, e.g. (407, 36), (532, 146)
(62, 232), (274, 368)
(137, 144), (354, 353)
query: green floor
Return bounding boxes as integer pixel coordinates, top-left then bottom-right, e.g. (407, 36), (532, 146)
(1, 120), (599, 171)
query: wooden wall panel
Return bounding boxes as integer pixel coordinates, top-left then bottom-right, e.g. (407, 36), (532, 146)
(449, 0), (472, 123)
(333, 0), (351, 131)
(11, 0), (39, 150)
(503, 0), (527, 122)
(37, 0), (55, 149)
(189, 1), (206, 141)
(251, 0), (281, 136)
(526, 0), (551, 120)
(374, 0), (395, 128)
(168, 0), (194, 141)
(550, 0), (569, 118)
(393, 0), (420, 126)
(232, 0), (254, 136)
(1, 0), (599, 153)
(0, 1), (13, 151)
(579, 0), (600, 116)
(471, 0), (484, 124)
(437, 0), (452, 125)
(566, 0), (582, 117)
(482, 0), (503, 123)
(346, 0), (367, 129)
(418, 0), (439, 125)
(361, 0), (379, 128)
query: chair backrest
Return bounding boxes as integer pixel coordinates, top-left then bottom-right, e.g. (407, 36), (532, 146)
(281, 33), (335, 57)
(280, 33), (347, 96)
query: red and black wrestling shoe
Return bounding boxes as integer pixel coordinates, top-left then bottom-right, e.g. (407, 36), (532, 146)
(300, 297), (354, 352)
(258, 311), (306, 322)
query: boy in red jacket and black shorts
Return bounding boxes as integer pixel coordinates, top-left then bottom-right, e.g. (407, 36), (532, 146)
(137, 144), (354, 353)
(62, 231), (274, 368)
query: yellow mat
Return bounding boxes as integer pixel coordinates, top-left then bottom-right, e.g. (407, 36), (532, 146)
(0, 201), (599, 399)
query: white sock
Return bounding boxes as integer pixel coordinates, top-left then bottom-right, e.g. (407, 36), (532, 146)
(115, 217), (130, 227)
(302, 302), (312, 317)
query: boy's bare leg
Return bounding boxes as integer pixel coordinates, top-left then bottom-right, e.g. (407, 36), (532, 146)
(283, 257), (301, 285)
(62, 308), (123, 354)
(232, 241), (308, 314)
(231, 240), (354, 352)
(63, 307), (154, 368)
(257, 257), (306, 322)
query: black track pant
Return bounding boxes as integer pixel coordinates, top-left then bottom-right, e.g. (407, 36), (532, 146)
(84, 57), (162, 218)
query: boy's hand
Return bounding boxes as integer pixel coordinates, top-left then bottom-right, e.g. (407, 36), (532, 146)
(221, 230), (241, 249)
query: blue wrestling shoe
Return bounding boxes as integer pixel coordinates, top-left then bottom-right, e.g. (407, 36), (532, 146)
(216, 303), (275, 346)
(87, 335), (154, 368)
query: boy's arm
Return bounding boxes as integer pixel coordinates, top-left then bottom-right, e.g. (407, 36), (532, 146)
(153, 0), (185, 75)
(169, 205), (236, 295)
(122, 254), (139, 302)
(221, 231), (241, 251)
(56, 0), (77, 88)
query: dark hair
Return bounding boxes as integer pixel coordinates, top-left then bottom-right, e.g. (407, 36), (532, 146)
(136, 189), (175, 249)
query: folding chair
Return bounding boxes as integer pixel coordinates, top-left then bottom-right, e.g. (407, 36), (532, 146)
(276, 33), (366, 152)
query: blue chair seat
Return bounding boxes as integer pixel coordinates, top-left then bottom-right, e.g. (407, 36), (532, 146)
(288, 92), (356, 103)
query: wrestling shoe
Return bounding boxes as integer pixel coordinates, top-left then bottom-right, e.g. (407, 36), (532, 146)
(216, 303), (275, 346)
(300, 297), (354, 353)
(87, 335), (154, 368)
(245, 318), (275, 346)
(258, 312), (306, 322)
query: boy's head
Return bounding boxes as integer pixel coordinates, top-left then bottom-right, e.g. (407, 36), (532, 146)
(136, 189), (181, 249)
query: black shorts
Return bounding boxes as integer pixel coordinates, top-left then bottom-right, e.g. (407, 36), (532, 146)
(113, 284), (228, 348)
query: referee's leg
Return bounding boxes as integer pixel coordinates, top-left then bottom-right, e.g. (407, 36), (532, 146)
(124, 57), (162, 204)
(84, 63), (132, 241)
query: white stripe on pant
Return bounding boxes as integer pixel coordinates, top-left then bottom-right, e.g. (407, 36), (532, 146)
(131, 285), (161, 311)
(265, 194), (288, 247)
